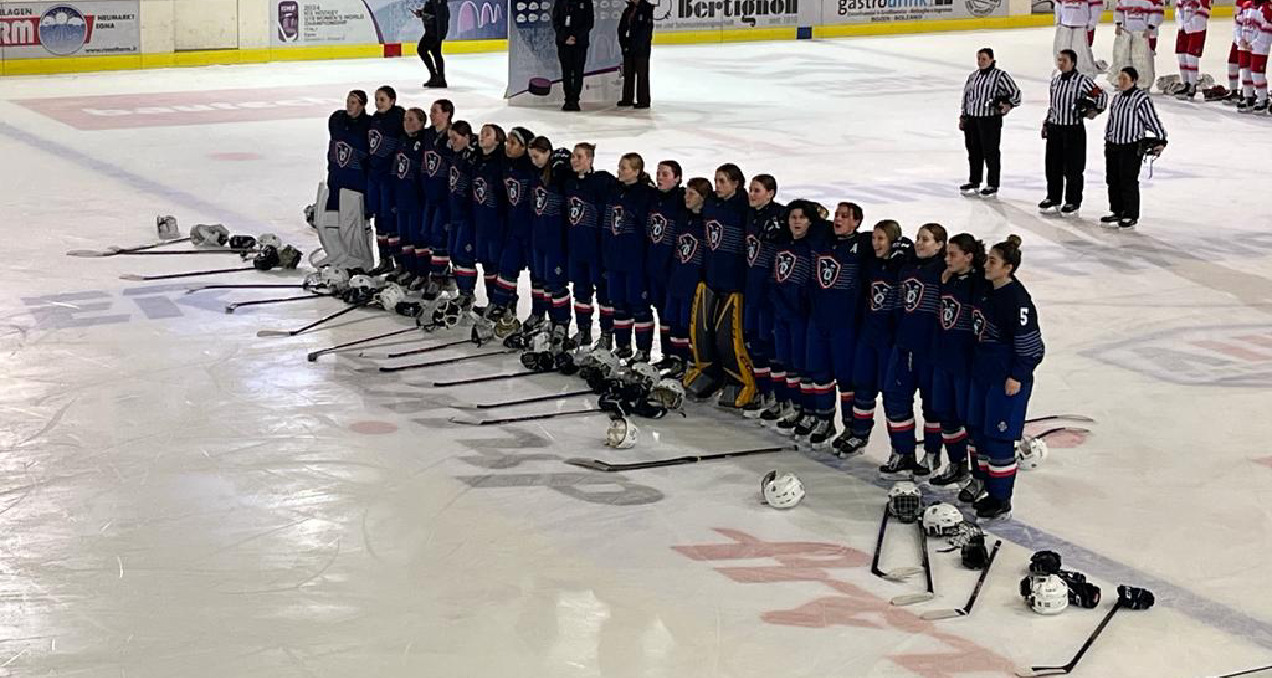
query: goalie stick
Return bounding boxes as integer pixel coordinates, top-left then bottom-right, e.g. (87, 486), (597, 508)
(563, 446), (792, 472)
(225, 293), (327, 314)
(257, 302), (366, 337)
(120, 266), (256, 281)
(1026, 414), (1096, 425)
(870, 506), (924, 582)
(920, 539), (1002, 620)
(448, 406), (603, 426)
(306, 326), (420, 362)
(66, 236), (192, 257)
(891, 521), (936, 606)
(454, 389), (593, 410)
(377, 348), (516, 373)
(359, 337), (472, 359)
(423, 369), (553, 388)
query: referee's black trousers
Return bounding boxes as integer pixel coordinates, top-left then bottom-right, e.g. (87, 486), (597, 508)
(963, 115), (1003, 188)
(1045, 123), (1086, 206)
(1104, 142), (1144, 220)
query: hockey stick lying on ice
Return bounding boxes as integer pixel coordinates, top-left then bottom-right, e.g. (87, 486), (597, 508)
(1031, 426), (1091, 440)
(563, 445), (792, 472)
(920, 539), (1002, 620)
(359, 337), (472, 359)
(870, 506), (924, 582)
(424, 369), (554, 388)
(891, 521), (936, 606)
(225, 293), (327, 314)
(1026, 414), (1096, 425)
(454, 389), (593, 410)
(257, 302), (365, 337)
(377, 348), (517, 373)
(185, 284), (306, 294)
(120, 266), (255, 281)
(103, 248), (257, 256)
(1015, 585), (1155, 677)
(449, 406), (603, 426)
(1204, 664), (1272, 678)
(306, 326), (421, 362)
(66, 236), (192, 257)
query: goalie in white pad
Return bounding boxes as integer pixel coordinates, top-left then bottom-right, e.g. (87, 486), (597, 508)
(1053, 0), (1103, 76)
(311, 182), (376, 272)
(1110, 0), (1163, 88)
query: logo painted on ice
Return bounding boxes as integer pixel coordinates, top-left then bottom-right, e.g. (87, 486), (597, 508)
(816, 255), (840, 289)
(506, 178), (522, 206)
(705, 220), (723, 250)
(677, 234), (699, 264)
(534, 187), (548, 215)
(473, 177), (489, 204)
(648, 213), (668, 243)
(869, 281), (891, 312)
(1083, 324), (1272, 387)
(940, 295), (961, 330)
(610, 205), (626, 235)
(568, 197), (586, 226)
(774, 250), (796, 283)
(336, 141), (352, 167)
(425, 151), (440, 175)
(746, 234), (760, 266)
(902, 278), (924, 313)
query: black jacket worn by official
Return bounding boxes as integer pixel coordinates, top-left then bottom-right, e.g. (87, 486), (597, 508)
(553, 0), (595, 46)
(417, 0), (450, 40)
(618, 0), (654, 58)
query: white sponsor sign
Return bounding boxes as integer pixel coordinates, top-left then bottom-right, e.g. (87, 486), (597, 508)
(0, 0), (139, 59)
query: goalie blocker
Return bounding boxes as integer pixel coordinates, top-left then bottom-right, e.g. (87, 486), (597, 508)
(311, 182), (376, 272)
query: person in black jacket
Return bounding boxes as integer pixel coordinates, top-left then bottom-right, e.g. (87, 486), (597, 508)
(414, 0), (451, 88)
(553, 0), (595, 111)
(618, 0), (654, 109)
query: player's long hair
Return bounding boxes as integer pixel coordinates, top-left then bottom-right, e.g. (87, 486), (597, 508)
(949, 233), (987, 271)
(621, 153), (653, 186)
(919, 223), (948, 258)
(993, 234), (1024, 273)
(529, 136), (556, 184)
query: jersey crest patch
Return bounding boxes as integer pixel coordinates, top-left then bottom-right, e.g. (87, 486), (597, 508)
(506, 178), (522, 206)
(774, 250), (796, 283)
(568, 196), (586, 226)
(610, 205), (625, 235)
(336, 141), (352, 167)
(971, 308), (987, 340)
(425, 151), (440, 175)
(677, 234), (699, 264)
(746, 234), (760, 266)
(705, 220), (723, 250)
(534, 187), (548, 215)
(369, 129), (382, 153)
(902, 278), (925, 313)
(816, 255), (841, 289)
(394, 152), (410, 179)
(940, 295), (961, 331)
(870, 281), (892, 312)
(648, 213), (668, 243)
(448, 166), (459, 190)
(473, 178), (488, 204)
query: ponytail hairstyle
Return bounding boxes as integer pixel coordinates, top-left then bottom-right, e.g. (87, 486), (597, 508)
(529, 135), (554, 183)
(948, 232), (987, 271)
(992, 234), (1024, 273)
(621, 152), (652, 186)
(919, 222), (948, 257)
(873, 219), (902, 246)
(716, 163), (744, 189)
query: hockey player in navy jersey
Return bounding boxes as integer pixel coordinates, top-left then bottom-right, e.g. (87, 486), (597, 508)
(366, 86), (405, 274)
(389, 108), (428, 297)
(528, 136), (574, 348)
(929, 233), (986, 489)
(604, 153), (656, 361)
(880, 223), (948, 479)
(447, 121), (480, 311)
(840, 221), (910, 456)
(420, 100), (454, 291)
(645, 161), (684, 370)
(564, 143), (616, 349)
(795, 202), (871, 455)
(664, 177), (711, 377)
(741, 175), (787, 419)
(768, 201), (833, 448)
(325, 91), (371, 211)
(489, 127), (539, 334)
(964, 235), (1045, 520)
(473, 124), (508, 305)
(685, 164), (753, 407)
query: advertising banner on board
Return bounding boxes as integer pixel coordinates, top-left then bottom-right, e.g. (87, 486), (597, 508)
(0, 0), (139, 59)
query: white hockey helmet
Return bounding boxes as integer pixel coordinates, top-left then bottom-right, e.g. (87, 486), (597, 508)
(592, 349), (620, 377)
(376, 283), (407, 310)
(258, 233), (283, 250)
(922, 502), (963, 538)
(1028, 574), (1070, 615)
(887, 481), (923, 524)
(529, 329), (553, 354)
(605, 415), (639, 449)
(629, 361), (660, 387)
(320, 266), (350, 287)
(761, 470), (805, 509)
(348, 274), (376, 291)
(650, 378), (685, 411)
(1016, 437), (1049, 470)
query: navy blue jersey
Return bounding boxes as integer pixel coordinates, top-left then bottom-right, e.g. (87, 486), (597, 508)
(531, 160), (569, 259)
(669, 211), (706, 297)
(702, 192), (749, 293)
(447, 146), (476, 228)
(645, 187), (684, 282)
(326, 111), (370, 192)
(859, 252), (904, 348)
(391, 132), (426, 213)
(935, 268), (981, 377)
(745, 201), (787, 302)
(809, 231), (871, 329)
(367, 106), (405, 174)
(422, 131), (452, 207)
(504, 154), (537, 241)
(564, 170), (615, 260)
(472, 149), (506, 235)
(603, 180), (654, 272)
(769, 233), (814, 320)
(894, 254), (944, 353)
(972, 279), (1045, 382)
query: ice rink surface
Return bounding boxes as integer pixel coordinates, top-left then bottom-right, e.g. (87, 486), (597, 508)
(2, 23), (1272, 678)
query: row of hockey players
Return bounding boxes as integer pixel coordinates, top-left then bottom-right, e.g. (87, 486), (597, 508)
(1053, 0), (1272, 112)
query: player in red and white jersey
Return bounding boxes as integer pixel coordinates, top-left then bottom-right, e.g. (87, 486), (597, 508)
(1111, 0), (1165, 88)
(1242, 0), (1272, 113)
(1173, 0), (1211, 99)
(1225, 0), (1256, 103)
(1054, 0), (1105, 75)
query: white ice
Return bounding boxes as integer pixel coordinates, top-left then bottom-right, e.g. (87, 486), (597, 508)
(2, 24), (1271, 678)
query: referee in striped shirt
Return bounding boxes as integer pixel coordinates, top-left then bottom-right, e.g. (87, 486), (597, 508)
(1041, 49), (1108, 215)
(959, 48), (1022, 197)
(1104, 66), (1168, 229)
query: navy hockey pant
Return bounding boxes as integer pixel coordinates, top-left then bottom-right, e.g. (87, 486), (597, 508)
(493, 232), (530, 310)
(966, 375), (1033, 502)
(395, 207), (428, 276)
(805, 321), (856, 423)
(448, 219), (477, 295)
(772, 315), (813, 411)
(425, 204), (450, 273)
(744, 298), (775, 398)
(930, 366), (972, 467)
(663, 289), (694, 361)
(882, 348), (942, 459)
(606, 269), (652, 352)
(849, 339), (890, 438)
